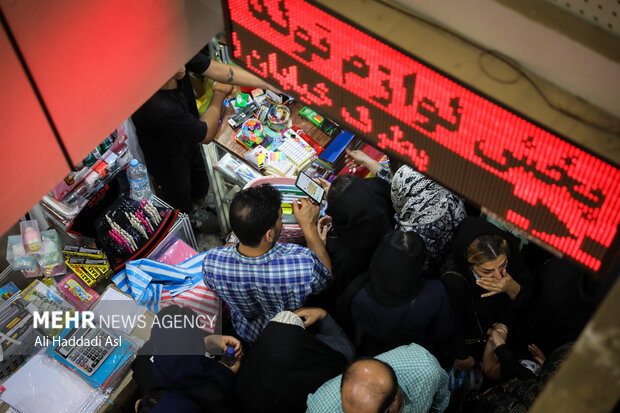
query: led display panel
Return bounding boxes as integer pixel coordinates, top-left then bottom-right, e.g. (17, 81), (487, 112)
(223, 0), (620, 272)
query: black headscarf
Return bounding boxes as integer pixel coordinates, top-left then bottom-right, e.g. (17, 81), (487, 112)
(521, 258), (615, 354)
(326, 177), (394, 246)
(366, 233), (427, 306)
(326, 177), (395, 291)
(451, 216), (527, 287)
(149, 306), (235, 392)
(446, 217), (535, 355)
(333, 231), (427, 335)
(235, 321), (347, 413)
(133, 305), (235, 412)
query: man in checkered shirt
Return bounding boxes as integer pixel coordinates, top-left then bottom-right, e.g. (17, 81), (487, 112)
(307, 343), (450, 413)
(203, 184), (332, 342)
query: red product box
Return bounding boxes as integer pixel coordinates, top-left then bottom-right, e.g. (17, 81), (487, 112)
(337, 144), (388, 178)
(58, 273), (100, 311)
(291, 125), (325, 155)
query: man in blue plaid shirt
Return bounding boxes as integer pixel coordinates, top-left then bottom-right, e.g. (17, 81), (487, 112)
(203, 184), (332, 342)
(307, 343), (450, 413)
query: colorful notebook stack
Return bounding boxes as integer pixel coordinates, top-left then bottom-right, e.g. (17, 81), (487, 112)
(273, 184), (308, 204)
(276, 128), (317, 172)
(317, 130), (361, 173)
(244, 127), (318, 177)
(265, 158), (296, 177)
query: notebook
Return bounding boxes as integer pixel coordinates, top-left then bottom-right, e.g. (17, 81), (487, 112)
(277, 129), (317, 170)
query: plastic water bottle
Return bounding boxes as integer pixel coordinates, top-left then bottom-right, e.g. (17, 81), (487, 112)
(126, 159), (153, 201)
(220, 346), (237, 367)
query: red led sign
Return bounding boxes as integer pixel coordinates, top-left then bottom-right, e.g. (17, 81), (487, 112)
(223, 0), (620, 272)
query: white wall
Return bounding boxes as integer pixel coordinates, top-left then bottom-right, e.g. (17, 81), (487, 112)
(393, 0), (620, 117)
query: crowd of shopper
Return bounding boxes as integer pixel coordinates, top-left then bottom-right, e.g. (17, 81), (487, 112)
(131, 150), (613, 413)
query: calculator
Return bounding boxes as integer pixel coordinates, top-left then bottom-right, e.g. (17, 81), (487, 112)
(54, 326), (117, 376)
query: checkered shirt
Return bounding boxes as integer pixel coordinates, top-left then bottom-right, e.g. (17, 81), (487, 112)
(306, 343), (450, 413)
(203, 243), (330, 342)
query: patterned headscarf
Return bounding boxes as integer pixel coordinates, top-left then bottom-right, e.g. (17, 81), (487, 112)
(391, 165), (453, 227)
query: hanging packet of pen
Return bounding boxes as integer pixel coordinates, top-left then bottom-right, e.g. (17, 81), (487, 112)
(93, 195), (178, 272)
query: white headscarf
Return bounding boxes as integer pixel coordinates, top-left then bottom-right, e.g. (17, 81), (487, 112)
(270, 311), (305, 329)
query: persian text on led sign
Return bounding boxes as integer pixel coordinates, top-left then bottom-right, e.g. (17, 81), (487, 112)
(224, 0), (620, 271)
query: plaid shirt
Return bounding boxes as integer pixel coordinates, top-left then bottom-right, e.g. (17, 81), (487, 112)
(306, 344), (450, 413)
(203, 243), (330, 342)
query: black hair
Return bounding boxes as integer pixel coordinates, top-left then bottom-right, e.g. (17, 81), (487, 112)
(387, 230), (428, 262)
(341, 357), (398, 413)
(229, 184), (281, 247)
(327, 174), (356, 206)
(383, 230), (430, 275)
(467, 234), (510, 267)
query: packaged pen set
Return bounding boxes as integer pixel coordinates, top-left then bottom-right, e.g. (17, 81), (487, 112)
(94, 196), (178, 271)
(62, 245), (111, 288)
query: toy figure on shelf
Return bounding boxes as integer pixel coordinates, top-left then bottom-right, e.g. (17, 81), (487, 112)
(20, 220), (41, 253)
